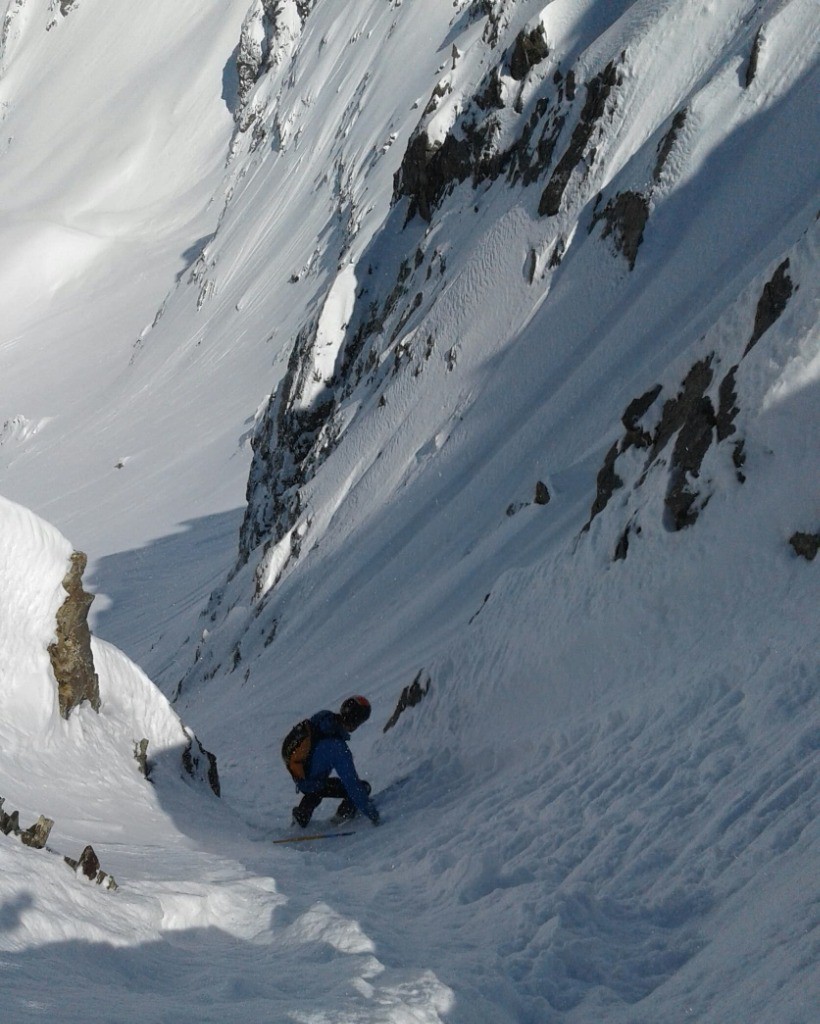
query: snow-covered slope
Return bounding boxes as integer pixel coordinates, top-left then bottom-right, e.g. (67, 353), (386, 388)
(0, 494), (454, 1022)
(0, 495), (205, 846)
(1, 0), (818, 1021)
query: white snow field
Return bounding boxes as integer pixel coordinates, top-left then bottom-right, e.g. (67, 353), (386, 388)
(1, 0), (818, 1022)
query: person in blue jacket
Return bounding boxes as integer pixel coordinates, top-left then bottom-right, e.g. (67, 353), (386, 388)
(291, 696), (380, 828)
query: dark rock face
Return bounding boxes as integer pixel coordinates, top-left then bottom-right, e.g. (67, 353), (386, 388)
(294, 0), (315, 22)
(392, 31), (620, 227)
(64, 845), (118, 890)
(539, 60), (620, 217)
(665, 394), (716, 530)
(745, 259), (793, 354)
(585, 442), (624, 529)
(76, 844), (100, 879)
(642, 359), (717, 532)
(622, 385), (663, 448)
(584, 386), (663, 531)
(48, 551), (101, 719)
(716, 366), (740, 441)
(476, 0), (510, 48)
(591, 190), (650, 270)
(394, 131), (473, 223)
(653, 109), (687, 181)
(240, 319), (332, 564)
(383, 672), (431, 733)
(584, 357), (737, 540)
(509, 25), (549, 81)
(715, 366), (746, 482)
(584, 244), (804, 554)
(745, 28), (764, 88)
(182, 733), (221, 797)
(649, 358), (714, 463)
(789, 532), (819, 561)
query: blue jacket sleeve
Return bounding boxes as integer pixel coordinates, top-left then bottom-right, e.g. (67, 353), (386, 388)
(329, 741), (378, 822)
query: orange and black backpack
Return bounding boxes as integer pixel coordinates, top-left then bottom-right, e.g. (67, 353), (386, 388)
(282, 718), (313, 780)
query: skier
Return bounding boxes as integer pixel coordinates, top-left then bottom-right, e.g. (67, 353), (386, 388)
(283, 696), (380, 828)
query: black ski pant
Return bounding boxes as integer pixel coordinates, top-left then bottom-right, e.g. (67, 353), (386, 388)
(295, 778), (370, 821)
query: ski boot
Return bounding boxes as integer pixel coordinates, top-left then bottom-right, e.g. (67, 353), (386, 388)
(292, 804), (312, 829)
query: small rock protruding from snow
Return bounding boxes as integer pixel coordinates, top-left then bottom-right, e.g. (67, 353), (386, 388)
(1, 797), (53, 850)
(64, 844), (118, 890)
(383, 671), (431, 733)
(789, 531), (819, 561)
(19, 814), (54, 850)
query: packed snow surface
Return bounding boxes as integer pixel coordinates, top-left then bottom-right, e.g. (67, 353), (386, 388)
(1, 0), (818, 1021)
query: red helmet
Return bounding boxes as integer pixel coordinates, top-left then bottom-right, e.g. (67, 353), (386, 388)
(340, 695), (371, 730)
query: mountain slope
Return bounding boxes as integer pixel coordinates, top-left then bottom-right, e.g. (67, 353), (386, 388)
(1, 1), (818, 1022)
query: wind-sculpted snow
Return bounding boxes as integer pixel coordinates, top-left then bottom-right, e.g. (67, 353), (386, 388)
(0, 493), (73, 726)
(0, 496), (195, 799)
(0, 0), (817, 1021)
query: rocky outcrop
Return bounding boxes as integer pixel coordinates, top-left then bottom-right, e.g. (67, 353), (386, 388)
(393, 130), (473, 224)
(1, 794), (117, 888)
(20, 814), (55, 849)
(383, 672), (431, 733)
(44, 0), (78, 32)
(0, 0), (25, 69)
(48, 551), (101, 719)
(134, 738), (152, 779)
(507, 479), (551, 517)
(664, 387), (717, 531)
(509, 24), (550, 82)
(587, 105), (689, 272)
(182, 731), (221, 796)
(582, 353), (748, 541)
(653, 109), (687, 182)
(234, 0), (317, 130)
(744, 259), (793, 355)
(475, 0), (511, 48)
(393, 33), (620, 227)
(398, 130), (476, 224)
(539, 60), (620, 217)
(583, 386), (661, 532)
(64, 845), (117, 890)
(584, 243), (801, 550)
(236, 2), (270, 111)
(590, 190), (650, 270)
(239, 319), (332, 563)
(789, 531), (818, 561)
(1, 798), (53, 849)
(745, 27), (764, 88)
